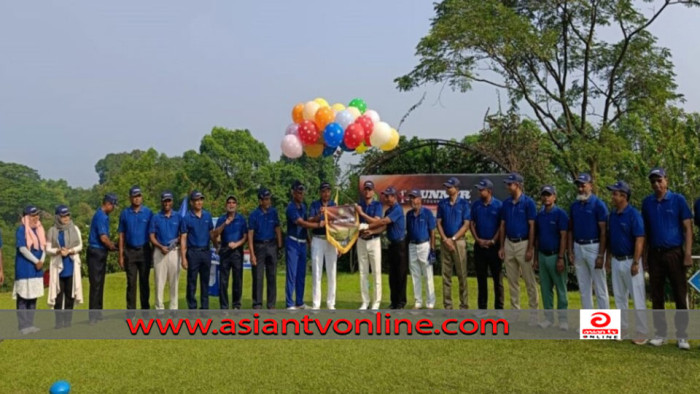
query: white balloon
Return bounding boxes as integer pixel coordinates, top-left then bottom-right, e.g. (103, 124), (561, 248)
(364, 109), (380, 124)
(285, 123), (299, 136)
(336, 110), (354, 129)
(369, 122), (392, 147)
(303, 101), (320, 121)
(281, 134), (303, 159)
(346, 106), (361, 120)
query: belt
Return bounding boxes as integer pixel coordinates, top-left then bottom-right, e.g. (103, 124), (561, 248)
(389, 238), (405, 244)
(255, 239), (275, 244)
(508, 237), (527, 243)
(613, 255), (634, 261)
(127, 245), (147, 251)
(360, 235), (380, 240)
(288, 236), (307, 244)
(409, 239), (429, 244)
(189, 247), (209, 252)
(575, 239), (599, 245)
(88, 245), (106, 250)
(539, 249), (559, 256)
(650, 246), (680, 253)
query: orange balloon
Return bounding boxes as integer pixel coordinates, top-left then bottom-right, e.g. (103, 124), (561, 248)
(314, 106), (335, 131)
(304, 143), (324, 158)
(292, 103), (304, 124)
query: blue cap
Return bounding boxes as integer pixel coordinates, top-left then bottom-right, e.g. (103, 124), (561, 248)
(382, 186), (397, 196)
(474, 178), (493, 190)
(443, 177), (460, 188)
(190, 190), (204, 200)
(607, 181), (631, 195)
(574, 173), (592, 184)
(129, 185), (142, 197)
(320, 181), (331, 191)
(648, 167), (666, 178)
(540, 185), (556, 195)
(407, 189), (421, 198)
(55, 205), (70, 216)
(503, 172), (524, 184)
(258, 188), (271, 199)
(363, 180), (375, 190)
(103, 193), (118, 206)
(160, 191), (174, 202)
(291, 180), (305, 192)
(23, 205), (39, 216)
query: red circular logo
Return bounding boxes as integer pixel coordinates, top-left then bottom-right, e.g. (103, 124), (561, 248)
(590, 312), (611, 328)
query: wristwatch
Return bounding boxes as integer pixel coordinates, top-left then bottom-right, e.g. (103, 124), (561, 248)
(451, 236), (456, 241)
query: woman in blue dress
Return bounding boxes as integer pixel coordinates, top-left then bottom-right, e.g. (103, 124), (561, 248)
(13, 205), (46, 335)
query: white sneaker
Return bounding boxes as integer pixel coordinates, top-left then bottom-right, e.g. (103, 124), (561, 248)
(649, 337), (666, 346)
(328, 306), (336, 310)
(359, 303), (369, 310)
(19, 327), (33, 335)
(538, 320), (552, 329)
(426, 305), (435, 309)
(412, 304), (422, 310)
(311, 306), (320, 311)
(677, 339), (690, 350)
(28, 326), (41, 333)
(286, 306), (297, 310)
(296, 304), (308, 310)
(559, 322), (569, 331)
(371, 303), (380, 310)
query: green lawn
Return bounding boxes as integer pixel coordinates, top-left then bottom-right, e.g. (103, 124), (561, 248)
(0, 270), (698, 393)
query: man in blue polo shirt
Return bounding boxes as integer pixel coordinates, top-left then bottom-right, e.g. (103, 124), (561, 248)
(606, 181), (648, 345)
(436, 176), (470, 310)
(87, 193), (118, 323)
(406, 190), (436, 309)
(568, 172), (610, 310)
(365, 186), (407, 309)
(118, 185), (153, 310)
(355, 180), (384, 310)
(642, 167), (693, 350)
(212, 194), (248, 310)
(248, 188), (282, 309)
(498, 173), (538, 322)
(149, 191), (181, 310)
(308, 181), (337, 310)
(470, 177), (504, 310)
(534, 185), (569, 330)
(286, 180), (324, 310)
(179, 190), (215, 310)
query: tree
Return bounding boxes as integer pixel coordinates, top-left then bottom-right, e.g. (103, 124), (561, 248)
(396, 0), (699, 181)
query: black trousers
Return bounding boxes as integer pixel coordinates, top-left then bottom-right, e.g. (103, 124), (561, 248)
(474, 244), (504, 309)
(388, 240), (408, 309)
(16, 296), (37, 330)
(125, 246), (152, 310)
(219, 247), (244, 309)
(648, 247), (688, 338)
(87, 247), (108, 322)
(252, 242), (277, 309)
(186, 249), (211, 310)
(54, 275), (75, 328)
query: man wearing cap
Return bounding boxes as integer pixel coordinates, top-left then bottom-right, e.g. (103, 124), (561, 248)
(248, 188), (282, 309)
(355, 180), (384, 310)
(179, 191), (215, 309)
(308, 181), (337, 310)
(87, 193), (118, 323)
(212, 194), (248, 310)
(606, 181), (648, 344)
(364, 186), (407, 309)
(406, 190), (436, 309)
(568, 173), (610, 310)
(118, 185), (153, 310)
(149, 191), (182, 310)
(642, 167), (693, 350)
(498, 172), (539, 320)
(534, 185), (569, 330)
(286, 180), (324, 310)
(470, 177), (504, 310)
(437, 176), (470, 309)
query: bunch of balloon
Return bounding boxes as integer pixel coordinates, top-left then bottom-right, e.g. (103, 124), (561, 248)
(281, 97), (401, 159)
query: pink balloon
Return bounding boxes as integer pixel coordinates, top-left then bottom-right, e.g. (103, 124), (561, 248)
(281, 134), (303, 159)
(285, 123), (299, 136)
(364, 109), (380, 124)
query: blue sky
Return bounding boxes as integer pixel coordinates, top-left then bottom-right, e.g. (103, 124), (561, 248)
(1, 1), (699, 187)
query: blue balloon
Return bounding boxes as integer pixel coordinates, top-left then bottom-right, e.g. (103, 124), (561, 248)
(322, 146), (337, 157)
(50, 380), (71, 394)
(323, 122), (344, 148)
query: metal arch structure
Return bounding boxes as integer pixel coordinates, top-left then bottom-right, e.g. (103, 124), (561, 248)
(359, 138), (512, 174)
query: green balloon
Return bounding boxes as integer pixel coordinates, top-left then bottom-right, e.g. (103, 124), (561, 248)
(348, 98), (367, 114)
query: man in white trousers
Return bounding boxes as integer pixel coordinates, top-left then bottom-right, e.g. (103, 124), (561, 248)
(148, 191), (181, 310)
(309, 181), (337, 310)
(355, 180), (384, 310)
(405, 190), (436, 309)
(568, 173), (610, 310)
(605, 181), (648, 345)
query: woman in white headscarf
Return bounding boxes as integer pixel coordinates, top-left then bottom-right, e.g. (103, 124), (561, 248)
(13, 205), (46, 335)
(46, 205), (83, 328)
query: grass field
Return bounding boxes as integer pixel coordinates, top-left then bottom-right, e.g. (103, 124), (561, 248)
(0, 269), (699, 393)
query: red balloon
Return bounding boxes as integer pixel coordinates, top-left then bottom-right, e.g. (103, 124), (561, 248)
(355, 115), (374, 146)
(343, 124), (364, 149)
(298, 120), (320, 146)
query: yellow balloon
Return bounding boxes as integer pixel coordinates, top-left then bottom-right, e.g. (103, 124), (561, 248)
(355, 143), (368, 154)
(313, 97), (330, 108)
(346, 106), (361, 120)
(331, 103), (345, 112)
(380, 129), (400, 151)
(304, 143), (324, 158)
